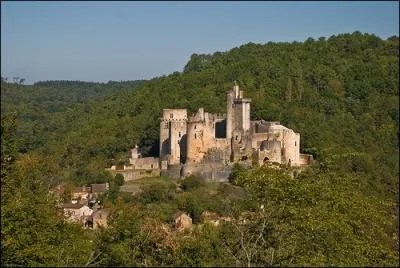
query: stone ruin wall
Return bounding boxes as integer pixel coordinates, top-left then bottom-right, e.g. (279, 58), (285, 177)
(281, 130), (301, 166)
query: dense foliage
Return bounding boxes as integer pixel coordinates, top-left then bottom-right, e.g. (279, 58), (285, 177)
(1, 32), (399, 266)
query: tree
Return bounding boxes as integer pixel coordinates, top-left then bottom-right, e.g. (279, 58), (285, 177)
(114, 173), (125, 186)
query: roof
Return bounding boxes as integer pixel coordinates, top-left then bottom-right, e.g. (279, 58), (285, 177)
(72, 186), (91, 193)
(62, 203), (85, 209)
(91, 183), (108, 193)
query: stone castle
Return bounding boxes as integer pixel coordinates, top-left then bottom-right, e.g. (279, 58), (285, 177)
(108, 82), (313, 181)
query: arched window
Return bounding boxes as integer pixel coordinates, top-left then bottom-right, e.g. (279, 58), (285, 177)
(194, 133), (197, 139)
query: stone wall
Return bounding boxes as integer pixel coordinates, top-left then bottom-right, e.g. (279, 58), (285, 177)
(182, 162), (232, 182)
(160, 109), (187, 162)
(130, 157), (160, 170)
(108, 168), (161, 182)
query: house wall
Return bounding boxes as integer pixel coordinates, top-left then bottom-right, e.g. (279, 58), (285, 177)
(64, 206), (93, 223)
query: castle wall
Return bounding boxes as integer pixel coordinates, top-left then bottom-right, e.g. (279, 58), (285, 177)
(159, 120), (170, 159)
(256, 140), (282, 164)
(183, 163), (232, 182)
(106, 167), (160, 182)
(130, 157), (160, 170)
(251, 133), (271, 148)
(163, 109), (187, 120)
(186, 108), (230, 163)
(169, 120), (187, 165)
(186, 120), (214, 163)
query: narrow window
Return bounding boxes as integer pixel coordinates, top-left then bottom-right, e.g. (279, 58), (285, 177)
(179, 132), (181, 137)
(235, 135), (238, 141)
(194, 133), (197, 139)
(151, 164), (153, 168)
(170, 113), (173, 118)
(194, 125), (197, 129)
(295, 141), (297, 146)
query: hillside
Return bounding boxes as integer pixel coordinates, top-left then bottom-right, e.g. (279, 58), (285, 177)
(5, 32), (396, 191)
(1, 80), (145, 153)
(1, 31), (399, 266)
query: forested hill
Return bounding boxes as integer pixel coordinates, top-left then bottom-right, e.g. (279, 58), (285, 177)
(2, 32), (399, 193)
(1, 32), (399, 267)
(1, 79), (145, 152)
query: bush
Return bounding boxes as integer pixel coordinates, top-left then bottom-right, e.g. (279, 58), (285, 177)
(114, 173), (125, 186)
(138, 183), (175, 204)
(181, 176), (204, 191)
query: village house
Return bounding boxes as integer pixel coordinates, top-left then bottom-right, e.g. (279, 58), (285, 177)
(71, 185), (91, 200)
(91, 183), (109, 197)
(62, 201), (93, 224)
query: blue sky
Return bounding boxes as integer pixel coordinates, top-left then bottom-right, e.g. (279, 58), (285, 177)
(1, 1), (399, 84)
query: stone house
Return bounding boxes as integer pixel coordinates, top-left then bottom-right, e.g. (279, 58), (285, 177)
(71, 185), (91, 200)
(62, 201), (93, 224)
(173, 211), (192, 231)
(91, 183), (109, 197)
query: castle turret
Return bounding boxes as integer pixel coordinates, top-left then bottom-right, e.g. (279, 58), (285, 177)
(232, 83), (251, 132)
(159, 109), (187, 165)
(226, 88), (235, 139)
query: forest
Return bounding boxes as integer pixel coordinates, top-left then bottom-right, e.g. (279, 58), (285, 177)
(1, 32), (399, 266)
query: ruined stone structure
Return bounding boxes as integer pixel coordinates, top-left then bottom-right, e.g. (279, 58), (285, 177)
(108, 82), (312, 182)
(158, 82), (312, 180)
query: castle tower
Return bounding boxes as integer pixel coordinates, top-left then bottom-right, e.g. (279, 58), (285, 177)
(159, 109), (187, 165)
(226, 88), (235, 139)
(232, 83), (251, 132)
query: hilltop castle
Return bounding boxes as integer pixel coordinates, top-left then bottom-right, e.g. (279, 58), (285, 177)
(109, 82), (312, 181)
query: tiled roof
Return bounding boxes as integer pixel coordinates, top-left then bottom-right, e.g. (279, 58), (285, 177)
(91, 183), (108, 193)
(62, 203), (85, 209)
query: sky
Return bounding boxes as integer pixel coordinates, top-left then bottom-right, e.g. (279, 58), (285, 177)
(1, 1), (399, 85)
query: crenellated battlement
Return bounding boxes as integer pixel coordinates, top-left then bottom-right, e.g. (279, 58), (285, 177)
(160, 118), (188, 122)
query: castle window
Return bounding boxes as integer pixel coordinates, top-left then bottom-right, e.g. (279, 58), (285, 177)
(179, 132), (181, 137)
(235, 135), (238, 141)
(295, 141), (297, 146)
(194, 133), (197, 139)
(194, 125), (197, 129)
(151, 164), (153, 169)
(170, 113), (173, 119)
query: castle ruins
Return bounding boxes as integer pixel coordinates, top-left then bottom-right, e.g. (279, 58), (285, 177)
(108, 82), (313, 181)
